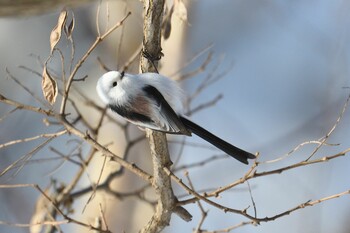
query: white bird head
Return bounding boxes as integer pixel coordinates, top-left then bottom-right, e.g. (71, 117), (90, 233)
(96, 71), (128, 105)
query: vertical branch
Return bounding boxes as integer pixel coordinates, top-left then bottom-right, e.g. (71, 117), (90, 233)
(139, 0), (176, 232)
(140, 0), (164, 73)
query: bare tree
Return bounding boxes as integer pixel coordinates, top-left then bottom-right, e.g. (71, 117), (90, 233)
(0, 1), (350, 233)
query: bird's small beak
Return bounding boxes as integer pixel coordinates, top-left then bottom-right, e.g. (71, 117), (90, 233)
(120, 71), (125, 79)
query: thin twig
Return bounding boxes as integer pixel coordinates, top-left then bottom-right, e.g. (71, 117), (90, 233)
(0, 94), (54, 116)
(99, 203), (109, 232)
(246, 181), (257, 218)
(167, 167), (350, 223)
(185, 171), (208, 233)
(306, 94), (350, 161)
(60, 12), (131, 114)
(186, 94), (223, 116)
(1, 138), (55, 177)
(0, 107), (19, 122)
(169, 43), (213, 78)
(0, 130), (67, 149)
(261, 140), (338, 164)
(6, 68), (46, 106)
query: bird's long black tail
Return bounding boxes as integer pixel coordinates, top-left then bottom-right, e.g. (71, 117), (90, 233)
(180, 117), (255, 164)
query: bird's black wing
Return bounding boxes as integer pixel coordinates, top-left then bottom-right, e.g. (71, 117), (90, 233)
(142, 85), (191, 135)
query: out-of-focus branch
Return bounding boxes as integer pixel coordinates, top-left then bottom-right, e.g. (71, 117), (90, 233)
(0, 184), (110, 232)
(0, 0), (93, 17)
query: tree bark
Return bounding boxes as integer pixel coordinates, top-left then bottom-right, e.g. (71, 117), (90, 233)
(139, 0), (175, 233)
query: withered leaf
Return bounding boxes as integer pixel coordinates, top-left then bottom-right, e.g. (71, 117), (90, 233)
(50, 9), (67, 54)
(42, 65), (58, 105)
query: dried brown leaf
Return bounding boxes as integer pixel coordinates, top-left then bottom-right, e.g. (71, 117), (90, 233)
(50, 9), (67, 54)
(42, 65), (58, 105)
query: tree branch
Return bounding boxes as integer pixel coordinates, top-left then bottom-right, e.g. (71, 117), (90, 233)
(139, 1), (181, 232)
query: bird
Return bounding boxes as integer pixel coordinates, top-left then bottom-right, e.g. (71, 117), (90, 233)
(96, 71), (255, 164)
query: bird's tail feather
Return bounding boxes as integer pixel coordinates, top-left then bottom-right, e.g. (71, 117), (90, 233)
(180, 117), (255, 164)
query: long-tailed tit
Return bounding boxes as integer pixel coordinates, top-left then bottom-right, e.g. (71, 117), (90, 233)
(96, 71), (255, 164)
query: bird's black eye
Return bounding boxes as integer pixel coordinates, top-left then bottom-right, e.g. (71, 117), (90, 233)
(112, 81), (117, 87)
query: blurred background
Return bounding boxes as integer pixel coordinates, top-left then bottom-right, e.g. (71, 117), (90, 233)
(0, 0), (350, 233)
